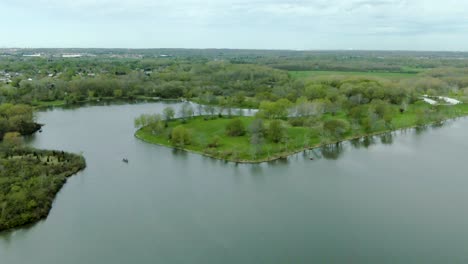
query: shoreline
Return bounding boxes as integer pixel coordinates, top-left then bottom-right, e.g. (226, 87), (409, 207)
(0, 149), (86, 233)
(0, 165), (85, 234)
(33, 97), (184, 110)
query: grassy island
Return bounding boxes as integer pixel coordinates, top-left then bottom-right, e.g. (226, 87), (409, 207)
(136, 116), (316, 162)
(135, 102), (468, 163)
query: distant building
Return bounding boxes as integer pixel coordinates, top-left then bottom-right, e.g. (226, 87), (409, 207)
(23, 53), (42, 57)
(62, 54), (82, 58)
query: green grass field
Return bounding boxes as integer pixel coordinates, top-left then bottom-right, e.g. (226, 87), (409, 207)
(136, 116), (322, 162)
(289, 70), (419, 80)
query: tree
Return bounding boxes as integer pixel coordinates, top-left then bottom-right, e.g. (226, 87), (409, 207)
(171, 126), (191, 147)
(204, 104), (216, 118)
(134, 114), (164, 134)
(249, 118), (265, 136)
(163, 106), (175, 122)
(305, 84), (327, 100)
(113, 89), (123, 98)
(258, 99), (291, 119)
(196, 104), (204, 116)
(323, 119), (350, 139)
(3, 132), (22, 148)
(148, 114), (164, 135)
(226, 119), (246, 136)
(234, 91), (246, 105)
(249, 119), (265, 157)
(267, 120), (287, 143)
(179, 103), (194, 122)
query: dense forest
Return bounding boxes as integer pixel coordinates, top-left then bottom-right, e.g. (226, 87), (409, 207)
(0, 148), (85, 231)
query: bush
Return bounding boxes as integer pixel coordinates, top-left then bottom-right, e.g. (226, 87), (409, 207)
(288, 117), (305, 127)
(207, 135), (221, 148)
(171, 126), (191, 147)
(323, 119), (350, 139)
(267, 120), (287, 143)
(226, 119), (246, 136)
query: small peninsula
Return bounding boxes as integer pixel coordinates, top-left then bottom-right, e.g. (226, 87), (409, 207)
(135, 101), (468, 163)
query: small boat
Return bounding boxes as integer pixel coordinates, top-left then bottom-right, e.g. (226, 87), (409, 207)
(122, 158), (129, 163)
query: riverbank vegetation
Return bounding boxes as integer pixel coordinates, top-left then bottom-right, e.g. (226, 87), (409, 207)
(0, 103), (41, 139)
(0, 102), (85, 231)
(0, 148), (86, 231)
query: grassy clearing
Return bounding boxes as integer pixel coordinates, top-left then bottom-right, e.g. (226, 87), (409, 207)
(136, 116), (318, 163)
(135, 103), (468, 163)
(289, 70), (419, 80)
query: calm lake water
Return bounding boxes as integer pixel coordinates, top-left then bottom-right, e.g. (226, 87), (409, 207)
(1, 102), (468, 263)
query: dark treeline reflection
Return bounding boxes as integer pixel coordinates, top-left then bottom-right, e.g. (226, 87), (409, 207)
(350, 136), (377, 149)
(379, 133), (394, 145)
(320, 143), (345, 160)
(415, 125), (429, 135)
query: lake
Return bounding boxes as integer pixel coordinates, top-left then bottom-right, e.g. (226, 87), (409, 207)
(1, 102), (468, 263)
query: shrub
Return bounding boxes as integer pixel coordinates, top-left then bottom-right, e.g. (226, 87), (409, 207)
(226, 119), (246, 136)
(267, 120), (287, 143)
(171, 126), (191, 147)
(207, 135), (221, 148)
(323, 119), (350, 139)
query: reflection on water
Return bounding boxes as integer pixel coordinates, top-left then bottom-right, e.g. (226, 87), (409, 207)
(380, 133), (394, 145)
(415, 125), (428, 135)
(350, 136), (377, 149)
(171, 148), (188, 159)
(320, 143), (344, 160)
(350, 137), (369, 149)
(431, 121), (445, 128)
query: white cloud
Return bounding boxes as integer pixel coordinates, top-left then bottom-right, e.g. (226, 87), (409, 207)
(0, 0), (468, 49)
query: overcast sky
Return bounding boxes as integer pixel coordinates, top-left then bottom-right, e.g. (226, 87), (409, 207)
(1, 0), (467, 50)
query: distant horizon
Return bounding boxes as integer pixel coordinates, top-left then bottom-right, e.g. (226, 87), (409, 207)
(2, 47), (468, 53)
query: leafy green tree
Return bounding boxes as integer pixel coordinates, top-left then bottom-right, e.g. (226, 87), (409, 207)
(163, 106), (175, 122)
(258, 99), (291, 119)
(3, 132), (22, 148)
(179, 103), (194, 122)
(148, 114), (164, 135)
(226, 119), (246, 136)
(113, 89), (123, 98)
(267, 120), (287, 143)
(171, 126), (191, 147)
(323, 119), (350, 139)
